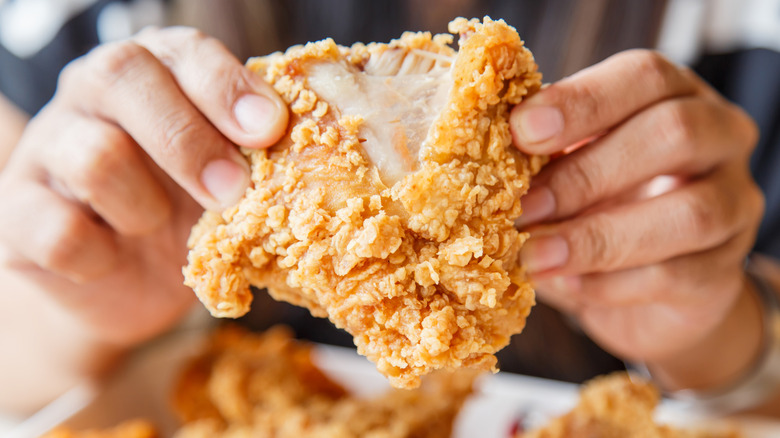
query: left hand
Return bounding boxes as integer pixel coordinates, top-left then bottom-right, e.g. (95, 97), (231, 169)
(510, 49), (764, 364)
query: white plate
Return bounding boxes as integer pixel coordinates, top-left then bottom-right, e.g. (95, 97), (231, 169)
(5, 327), (780, 438)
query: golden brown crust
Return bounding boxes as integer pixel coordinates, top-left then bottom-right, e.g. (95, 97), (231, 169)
(521, 373), (744, 438)
(172, 326), (477, 438)
(183, 17), (542, 388)
(171, 325), (347, 426)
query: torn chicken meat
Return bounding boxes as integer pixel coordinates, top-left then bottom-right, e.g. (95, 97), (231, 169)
(184, 17), (544, 388)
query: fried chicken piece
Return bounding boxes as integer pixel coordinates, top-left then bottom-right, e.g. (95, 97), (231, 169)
(184, 17), (543, 388)
(171, 325), (348, 426)
(521, 373), (743, 438)
(41, 420), (158, 438)
(172, 325), (477, 438)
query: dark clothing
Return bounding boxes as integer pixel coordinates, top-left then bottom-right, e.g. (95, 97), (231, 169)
(1, 0), (667, 114)
(2, 0), (779, 384)
(695, 49), (780, 258)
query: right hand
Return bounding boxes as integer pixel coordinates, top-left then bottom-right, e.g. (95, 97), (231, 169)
(0, 27), (288, 347)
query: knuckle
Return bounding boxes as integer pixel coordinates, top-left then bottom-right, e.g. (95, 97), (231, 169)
(551, 154), (604, 211)
(657, 100), (698, 152)
(573, 215), (622, 270)
(138, 26), (210, 64)
(679, 187), (722, 242)
(208, 58), (241, 84)
(753, 184), (766, 220)
(134, 25), (162, 39)
(79, 147), (122, 193)
(39, 213), (91, 273)
(730, 105), (760, 153)
(155, 27), (211, 58)
(743, 114), (760, 151)
(626, 50), (677, 93)
(164, 26), (209, 43)
(565, 80), (604, 122)
(206, 65), (245, 110)
(156, 112), (202, 159)
(86, 41), (151, 87)
(56, 57), (87, 92)
(746, 181), (766, 228)
(72, 128), (130, 194)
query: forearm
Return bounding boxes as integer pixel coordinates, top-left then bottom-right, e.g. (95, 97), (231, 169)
(0, 260), (126, 415)
(645, 253), (780, 415)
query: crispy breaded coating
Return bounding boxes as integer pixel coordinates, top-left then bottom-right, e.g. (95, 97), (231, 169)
(183, 17), (543, 388)
(171, 325), (347, 426)
(521, 373), (743, 438)
(172, 325), (476, 438)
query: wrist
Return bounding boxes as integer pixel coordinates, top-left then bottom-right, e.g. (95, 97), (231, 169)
(641, 259), (780, 413)
(644, 274), (763, 393)
(0, 266), (128, 414)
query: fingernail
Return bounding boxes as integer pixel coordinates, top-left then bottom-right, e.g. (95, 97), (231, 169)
(514, 106), (563, 144)
(521, 235), (569, 273)
(234, 94), (277, 136)
(201, 158), (249, 209)
(516, 186), (556, 228)
(533, 276), (582, 295)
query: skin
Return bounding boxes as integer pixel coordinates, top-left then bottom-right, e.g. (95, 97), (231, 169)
(0, 31), (775, 415)
(510, 49), (774, 410)
(0, 27), (287, 413)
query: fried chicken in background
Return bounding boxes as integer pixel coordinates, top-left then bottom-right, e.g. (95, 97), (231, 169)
(170, 325), (347, 426)
(41, 326), (476, 438)
(520, 373), (743, 438)
(171, 325), (476, 438)
(184, 17), (543, 389)
(42, 420), (158, 438)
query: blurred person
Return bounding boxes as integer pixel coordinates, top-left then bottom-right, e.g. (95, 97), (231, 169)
(0, 0), (779, 420)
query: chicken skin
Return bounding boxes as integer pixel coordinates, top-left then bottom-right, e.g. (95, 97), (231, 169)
(184, 17), (544, 388)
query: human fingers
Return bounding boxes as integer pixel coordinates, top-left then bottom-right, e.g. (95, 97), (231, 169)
(521, 163), (764, 276)
(533, 230), (759, 361)
(510, 50), (699, 155)
(133, 27), (288, 148)
(34, 109), (171, 235)
(516, 96), (758, 227)
(57, 38), (261, 210)
(533, 230), (755, 310)
(0, 178), (118, 283)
